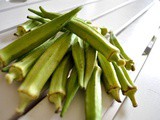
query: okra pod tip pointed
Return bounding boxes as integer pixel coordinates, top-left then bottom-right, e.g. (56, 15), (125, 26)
(48, 93), (64, 113)
(109, 88), (121, 103)
(16, 92), (32, 114)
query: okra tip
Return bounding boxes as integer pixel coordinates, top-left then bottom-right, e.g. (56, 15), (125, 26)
(109, 88), (121, 103)
(5, 73), (16, 84)
(48, 93), (64, 113)
(16, 92), (32, 114)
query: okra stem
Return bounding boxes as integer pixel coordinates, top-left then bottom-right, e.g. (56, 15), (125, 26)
(17, 32), (75, 114)
(48, 53), (73, 113)
(0, 6), (82, 68)
(5, 36), (56, 84)
(61, 66), (79, 117)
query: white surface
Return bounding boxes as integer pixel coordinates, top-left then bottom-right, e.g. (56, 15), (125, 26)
(103, 2), (160, 120)
(0, 0), (158, 120)
(114, 29), (160, 120)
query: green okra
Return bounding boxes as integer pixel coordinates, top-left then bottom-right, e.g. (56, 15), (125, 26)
(72, 37), (85, 88)
(61, 66), (79, 117)
(5, 36), (56, 84)
(14, 20), (41, 37)
(0, 6), (82, 69)
(121, 66), (137, 89)
(109, 31), (135, 71)
(29, 6), (91, 24)
(84, 43), (97, 89)
(98, 53), (121, 102)
(48, 53), (73, 113)
(37, 7), (125, 66)
(17, 32), (76, 114)
(27, 16), (50, 24)
(112, 62), (137, 107)
(85, 65), (102, 120)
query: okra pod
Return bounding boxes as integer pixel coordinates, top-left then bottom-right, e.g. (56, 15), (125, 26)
(5, 36), (56, 84)
(98, 53), (121, 102)
(61, 66), (79, 117)
(37, 7), (125, 66)
(112, 62), (137, 107)
(14, 20), (41, 37)
(109, 31), (135, 71)
(17, 32), (75, 114)
(48, 53), (73, 113)
(0, 6), (82, 68)
(27, 16), (50, 24)
(85, 65), (102, 120)
(84, 43), (97, 89)
(72, 37), (85, 88)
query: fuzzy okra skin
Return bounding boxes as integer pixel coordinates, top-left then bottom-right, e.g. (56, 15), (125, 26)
(48, 53), (73, 113)
(5, 36), (56, 84)
(109, 31), (135, 71)
(17, 32), (75, 114)
(61, 66), (79, 117)
(112, 62), (137, 107)
(84, 43), (97, 89)
(98, 53), (121, 102)
(0, 6), (82, 69)
(31, 7), (125, 66)
(72, 37), (85, 88)
(85, 65), (102, 120)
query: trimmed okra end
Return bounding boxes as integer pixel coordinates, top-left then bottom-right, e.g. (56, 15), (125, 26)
(124, 87), (138, 107)
(109, 88), (121, 103)
(5, 73), (16, 84)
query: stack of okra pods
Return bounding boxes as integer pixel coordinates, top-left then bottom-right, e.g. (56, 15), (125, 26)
(0, 6), (137, 119)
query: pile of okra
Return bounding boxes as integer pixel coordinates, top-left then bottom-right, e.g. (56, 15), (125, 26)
(0, 6), (137, 119)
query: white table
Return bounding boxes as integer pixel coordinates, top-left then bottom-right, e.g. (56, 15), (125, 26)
(0, 0), (160, 120)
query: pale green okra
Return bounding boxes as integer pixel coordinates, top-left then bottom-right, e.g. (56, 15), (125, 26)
(17, 32), (76, 114)
(5, 36), (56, 84)
(72, 37), (85, 88)
(98, 53), (121, 102)
(85, 65), (102, 120)
(112, 62), (137, 107)
(0, 6), (82, 68)
(29, 7), (126, 66)
(61, 66), (79, 117)
(48, 53), (73, 113)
